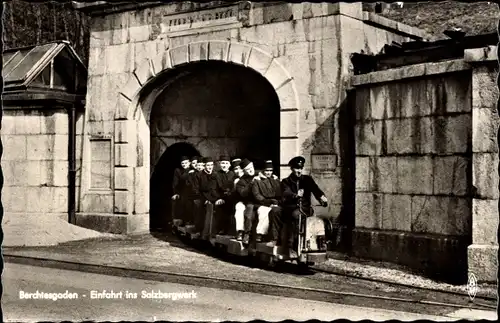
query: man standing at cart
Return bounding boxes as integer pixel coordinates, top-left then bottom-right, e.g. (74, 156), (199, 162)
(187, 157), (204, 232)
(277, 156), (328, 257)
(193, 157), (219, 239)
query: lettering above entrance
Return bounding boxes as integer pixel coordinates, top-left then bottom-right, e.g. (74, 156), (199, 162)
(158, 3), (250, 36)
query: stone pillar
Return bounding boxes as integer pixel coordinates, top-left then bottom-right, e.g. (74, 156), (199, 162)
(466, 46), (499, 282)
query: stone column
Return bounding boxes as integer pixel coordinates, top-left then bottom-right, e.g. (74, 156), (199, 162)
(466, 46), (499, 282)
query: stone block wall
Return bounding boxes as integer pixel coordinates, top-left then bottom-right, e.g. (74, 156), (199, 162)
(1, 107), (84, 220)
(468, 60), (499, 282)
(354, 68), (473, 237)
(351, 55), (500, 283)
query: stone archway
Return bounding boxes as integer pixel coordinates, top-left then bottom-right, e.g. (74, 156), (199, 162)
(112, 40), (300, 223)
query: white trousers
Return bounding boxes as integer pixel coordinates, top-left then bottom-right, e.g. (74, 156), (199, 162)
(234, 202), (245, 232)
(256, 206), (270, 235)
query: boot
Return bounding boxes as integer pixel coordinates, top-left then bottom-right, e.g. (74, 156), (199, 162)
(243, 232), (250, 245)
(236, 231), (244, 241)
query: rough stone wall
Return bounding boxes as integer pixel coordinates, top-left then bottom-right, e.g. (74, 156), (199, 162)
(81, 2), (423, 227)
(355, 70), (472, 237)
(1, 108), (85, 219)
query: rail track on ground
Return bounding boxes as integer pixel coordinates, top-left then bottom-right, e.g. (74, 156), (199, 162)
(4, 253), (497, 318)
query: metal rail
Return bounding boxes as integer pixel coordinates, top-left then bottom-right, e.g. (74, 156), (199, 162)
(4, 254), (496, 315)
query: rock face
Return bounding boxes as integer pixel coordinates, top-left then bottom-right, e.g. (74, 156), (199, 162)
(78, 2), (421, 234)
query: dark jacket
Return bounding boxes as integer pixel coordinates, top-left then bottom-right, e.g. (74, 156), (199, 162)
(194, 171), (219, 203)
(234, 175), (255, 204)
(215, 170), (236, 201)
(186, 170), (201, 199)
(252, 177), (282, 207)
(281, 174), (325, 209)
(172, 168), (190, 196)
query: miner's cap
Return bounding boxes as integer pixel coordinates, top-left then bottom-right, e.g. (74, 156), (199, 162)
(288, 156), (305, 169)
(240, 158), (253, 170)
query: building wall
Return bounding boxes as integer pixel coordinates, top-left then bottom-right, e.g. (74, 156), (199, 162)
(1, 107), (84, 220)
(355, 69), (472, 236)
(79, 2), (423, 232)
(351, 56), (499, 283)
(468, 61), (499, 282)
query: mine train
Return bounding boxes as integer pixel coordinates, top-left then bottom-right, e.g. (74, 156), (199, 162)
(171, 199), (331, 268)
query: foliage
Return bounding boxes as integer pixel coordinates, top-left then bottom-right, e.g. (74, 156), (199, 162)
(378, 1), (499, 40)
(3, 0), (91, 65)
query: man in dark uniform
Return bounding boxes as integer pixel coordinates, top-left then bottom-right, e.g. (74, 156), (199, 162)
(193, 157), (219, 238)
(171, 156), (191, 225)
(234, 159), (258, 244)
(214, 155), (237, 235)
(278, 156), (328, 257)
(252, 160), (282, 243)
(187, 157), (204, 232)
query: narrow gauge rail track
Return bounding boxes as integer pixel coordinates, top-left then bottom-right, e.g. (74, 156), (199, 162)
(4, 254), (496, 318)
(173, 233), (498, 307)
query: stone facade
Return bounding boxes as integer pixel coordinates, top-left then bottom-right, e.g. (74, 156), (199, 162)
(77, 2), (425, 233)
(351, 47), (499, 283)
(1, 107), (85, 221)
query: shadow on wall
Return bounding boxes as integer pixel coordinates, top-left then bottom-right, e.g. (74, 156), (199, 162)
(301, 92), (356, 253)
(150, 142), (200, 231)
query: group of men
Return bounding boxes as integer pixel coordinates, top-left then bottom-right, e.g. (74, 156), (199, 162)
(171, 154), (328, 257)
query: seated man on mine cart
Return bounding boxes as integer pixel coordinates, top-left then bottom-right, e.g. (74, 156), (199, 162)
(233, 158), (259, 244)
(193, 157), (219, 237)
(195, 157), (228, 239)
(277, 156), (328, 258)
(252, 160), (282, 243)
(186, 156), (205, 233)
(171, 156), (191, 226)
(213, 155), (237, 235)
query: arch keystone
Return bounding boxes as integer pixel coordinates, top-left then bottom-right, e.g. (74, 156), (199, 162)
(134, 58), (156, 85)
(208, 41), (230, 61)
(228, 42), (252, 66)
(189, 42), (209, 62)
(169, 44), (189, 67)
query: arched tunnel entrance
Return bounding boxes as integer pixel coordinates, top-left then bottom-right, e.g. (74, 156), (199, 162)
(148, 61), (281, 231)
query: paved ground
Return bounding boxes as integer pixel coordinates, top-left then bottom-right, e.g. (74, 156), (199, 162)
(3, 233), (497, 320)
(2, 263), (464, 322)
